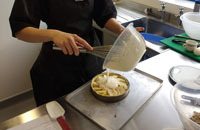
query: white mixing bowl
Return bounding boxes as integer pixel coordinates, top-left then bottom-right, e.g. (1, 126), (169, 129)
(180, 12), (200, 40)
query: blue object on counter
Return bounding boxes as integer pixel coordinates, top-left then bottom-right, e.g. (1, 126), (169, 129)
(196, 0), (200, 3)
(189, 0), (200, 3)
(140, 32), (165, 46)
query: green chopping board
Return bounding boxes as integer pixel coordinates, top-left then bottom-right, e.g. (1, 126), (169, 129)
(160, 33), (200, 62)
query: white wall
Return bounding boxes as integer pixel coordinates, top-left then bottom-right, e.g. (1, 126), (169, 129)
(0, 0), (44, 101)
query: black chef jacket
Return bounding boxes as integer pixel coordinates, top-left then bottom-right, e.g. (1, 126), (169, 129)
(9, 0), (117, 106)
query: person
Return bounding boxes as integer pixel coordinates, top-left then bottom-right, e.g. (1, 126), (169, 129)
(9, 0), (143, 106)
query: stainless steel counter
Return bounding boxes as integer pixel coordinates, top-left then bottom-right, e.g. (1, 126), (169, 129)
(126, 50), (199, 130)
(0, 50), (199, 130)
(0, 106), (47, 129)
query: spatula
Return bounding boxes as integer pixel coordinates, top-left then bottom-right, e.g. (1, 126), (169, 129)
(46, 101), (71, 130)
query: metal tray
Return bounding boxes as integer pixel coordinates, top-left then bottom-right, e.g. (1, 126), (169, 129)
(65, 69), (163, 130)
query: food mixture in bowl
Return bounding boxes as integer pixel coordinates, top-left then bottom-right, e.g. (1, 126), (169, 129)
(191, 111), (200, 125)
(91, 72), (129, 97)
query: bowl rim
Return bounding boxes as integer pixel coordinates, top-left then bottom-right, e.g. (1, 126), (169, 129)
(181, 12), (200, 25)
(91, 72), (130, 98)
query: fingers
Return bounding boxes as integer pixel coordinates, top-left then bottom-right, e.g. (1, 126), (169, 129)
(54, 40), (74, 55)
(64, 41), (73, 55)
(61, 34), (91, 56)
(135, 27), (145, 32)
(53, 31), (92, 56)
(73, 35), (93, 51)
(63, 39), (79, 56)
(68, 37), (79, 56)
(57, 42), (68, 55)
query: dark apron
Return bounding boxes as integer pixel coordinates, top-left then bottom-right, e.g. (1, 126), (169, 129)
(30, 0), (104, 106)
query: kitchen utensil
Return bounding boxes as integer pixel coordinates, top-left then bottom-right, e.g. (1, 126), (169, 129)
(174, 34), (200, 41)
(90, 72), (130, 102)
(172, 39), (200, 48)
(180, 12), (200, 40)
(103, 23), (146, 72)
(46, 101), (71, 130)
(181, 95), (200, 106)
(53, 44), (112, 59)
(172, 39), (186, 44)
(171, 80), (200, 130)
(54, 23), (146, 72)
(168, 65), (200, 84)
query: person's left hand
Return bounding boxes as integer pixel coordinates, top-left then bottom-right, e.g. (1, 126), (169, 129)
(135, 27), (144, 32)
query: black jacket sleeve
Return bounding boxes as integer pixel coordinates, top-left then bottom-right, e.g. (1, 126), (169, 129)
(9, 0), (41, 37)
(93, 0), (117, 28)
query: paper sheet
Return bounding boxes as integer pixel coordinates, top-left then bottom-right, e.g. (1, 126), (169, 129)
(8, 115), (62, 130)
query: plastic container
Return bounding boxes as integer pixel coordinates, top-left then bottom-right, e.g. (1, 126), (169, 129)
(180, 12), (200, 40)
(169, 65), (200, 84)
(171, 80), (200, 130)
(103, 23), (146, 72)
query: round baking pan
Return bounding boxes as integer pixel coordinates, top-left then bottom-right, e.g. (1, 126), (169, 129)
(91, 72), (130, 102)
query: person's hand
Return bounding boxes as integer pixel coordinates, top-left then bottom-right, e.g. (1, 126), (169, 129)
(51, 30), (93, 56)
(135, 27), (145, 41)
(135, 27), (144, 32)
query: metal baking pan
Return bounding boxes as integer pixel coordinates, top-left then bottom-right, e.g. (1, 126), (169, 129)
(91, 72), (130, 102)
(65, 69), (163, 130)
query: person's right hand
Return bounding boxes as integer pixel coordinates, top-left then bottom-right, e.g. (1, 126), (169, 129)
(51, 30), (93, 56)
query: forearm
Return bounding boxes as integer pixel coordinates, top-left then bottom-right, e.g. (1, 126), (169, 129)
(15, 26), (93, 56)
(16, 27), (55, 43)
(104, 18), (124, 35)
(104, 18), (145, 34)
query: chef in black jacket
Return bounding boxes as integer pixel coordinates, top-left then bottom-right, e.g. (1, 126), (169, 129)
(9, 0), (143, 106)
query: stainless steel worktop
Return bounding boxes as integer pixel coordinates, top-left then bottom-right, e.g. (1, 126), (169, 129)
(0, 49), (199, 130)
(65, 69), (162, 130)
